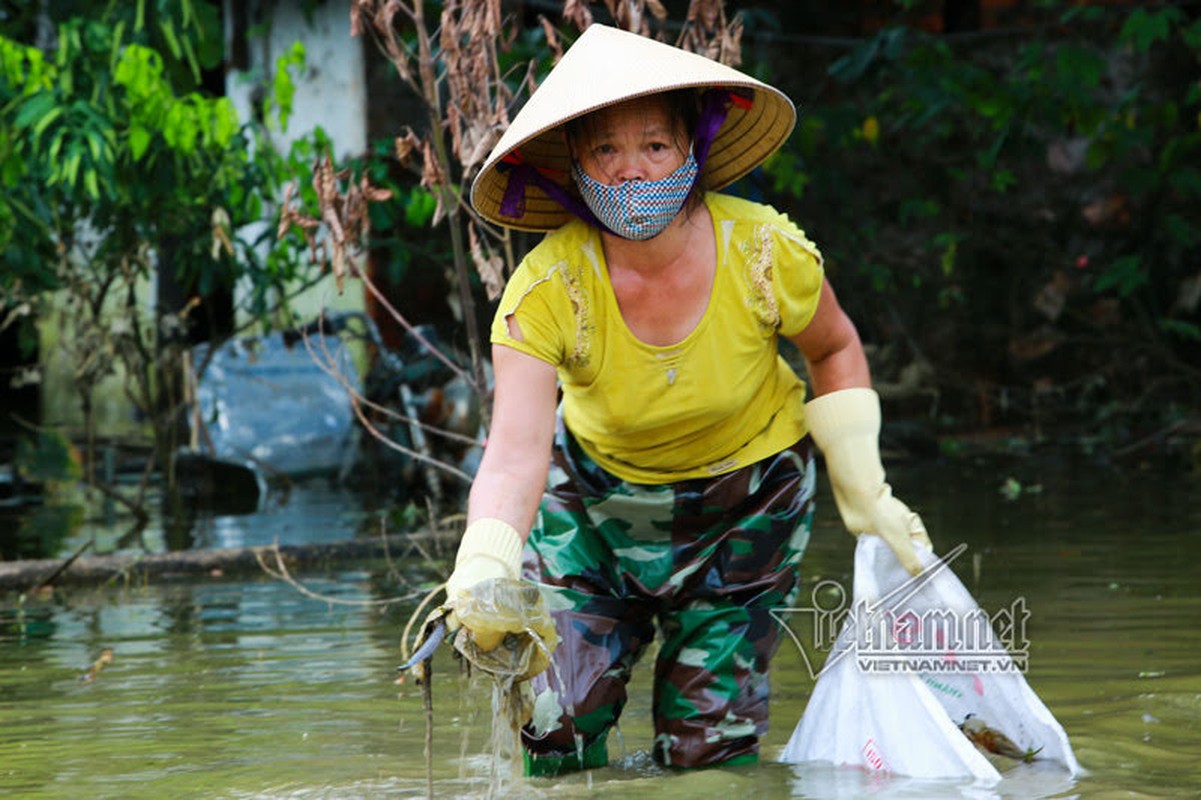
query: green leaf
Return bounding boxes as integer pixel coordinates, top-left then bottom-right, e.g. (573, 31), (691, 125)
(1160, 319), (1201, 342)
(992, 169), (1016, 193)
(30, 104), (64, 143)
(13, 92), (55, 130)
(1168, 166), (1201, 199)
(15, 430), (82, 483)
(180, 33), (201, 85)
(1056, 45), (1106, 89)
(1120, 8), (1184, 53)
(1164, 214), (1201, 248)
(109, 20), (126, 71)
(939, 236), (958, 277)
(160, 20), (181, 58)
(1093, 255), (1147, 297)
(62, 149), (81, 187)
(211, 97), (238, 146)
(404, 188), (437, 227)
(1182, 19), (1201, 51)
(83, 167), (99, 200)
(129, 124), (151, 160)
(86, 129), (104, 163)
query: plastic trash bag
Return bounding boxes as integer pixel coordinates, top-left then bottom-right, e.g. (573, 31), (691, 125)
(780, 536), (1081, 784)
(451, 577), (560, 683)
(450, 578), (560, 729)
(193, 331), (359, 476)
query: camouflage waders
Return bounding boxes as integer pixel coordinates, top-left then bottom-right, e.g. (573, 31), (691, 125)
(520, 422), (815, 774)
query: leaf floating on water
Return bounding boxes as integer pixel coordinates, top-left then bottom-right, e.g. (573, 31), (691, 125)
(999, 477), (1022, 501)
(81, 648), (114, 683)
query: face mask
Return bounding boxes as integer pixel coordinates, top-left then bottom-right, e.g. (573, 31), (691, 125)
(571, 150), (698, 241)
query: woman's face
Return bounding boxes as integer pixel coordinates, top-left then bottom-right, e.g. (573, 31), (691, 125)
(571, 96), (690, 186)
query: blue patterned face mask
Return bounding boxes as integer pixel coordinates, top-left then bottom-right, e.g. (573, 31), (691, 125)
(571, 150), (699, 240)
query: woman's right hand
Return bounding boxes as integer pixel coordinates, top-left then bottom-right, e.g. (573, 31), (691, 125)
(444, 518), (558, 681)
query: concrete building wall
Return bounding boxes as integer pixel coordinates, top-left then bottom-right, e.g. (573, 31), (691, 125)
(223, 0), (369, 328)
(39, 3), (372, 436)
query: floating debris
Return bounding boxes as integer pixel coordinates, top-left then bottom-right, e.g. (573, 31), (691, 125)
(80, 648), (114, 683)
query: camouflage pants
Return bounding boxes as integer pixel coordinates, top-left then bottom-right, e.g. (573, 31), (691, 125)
(520, 423), (815, 774)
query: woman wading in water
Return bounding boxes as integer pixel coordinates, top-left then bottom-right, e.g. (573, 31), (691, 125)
(440, 24), (931, 774)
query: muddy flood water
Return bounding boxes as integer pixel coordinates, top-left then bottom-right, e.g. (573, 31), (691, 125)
(1, 456), (1198, 799)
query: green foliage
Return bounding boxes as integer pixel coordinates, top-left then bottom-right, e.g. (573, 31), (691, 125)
(0, 2), (331, 491)
(15, 430), (83, 484)
(0, 7), (321, 329)
(758, 0), (1201, 429)
(1119, 7), (1185, 52)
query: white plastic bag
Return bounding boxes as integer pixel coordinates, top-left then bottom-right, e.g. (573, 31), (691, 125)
(780, 536), (1080, 783)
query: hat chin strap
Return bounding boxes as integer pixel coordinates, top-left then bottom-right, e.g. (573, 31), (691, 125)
(499, 161), (604, 229)
(693, 88), (732, 169)
(498, 87), (736, 230)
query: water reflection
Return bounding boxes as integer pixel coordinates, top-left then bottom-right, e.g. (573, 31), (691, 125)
(0, 459), (1198, 798)
(42, 477), (391, 558)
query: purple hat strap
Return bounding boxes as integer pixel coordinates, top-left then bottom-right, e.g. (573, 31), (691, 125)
(693, 87), (735, 169)
(497, 86), (740, 227)
(499, 161), (605, 227)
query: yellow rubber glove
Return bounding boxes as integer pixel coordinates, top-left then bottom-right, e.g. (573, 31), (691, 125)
(444, 518), (558, 681)
(804, 387), (932, 576)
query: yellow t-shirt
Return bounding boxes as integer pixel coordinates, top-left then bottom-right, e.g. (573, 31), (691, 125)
(490, 192), (825, 484)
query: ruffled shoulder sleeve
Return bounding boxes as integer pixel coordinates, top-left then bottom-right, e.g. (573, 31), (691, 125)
(710, 194), (825, 337)
(489, 221), (597, 369)
(768, 210), (825, 337)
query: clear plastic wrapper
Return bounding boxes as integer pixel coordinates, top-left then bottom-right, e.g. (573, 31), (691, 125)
(451, 577), (559, 683)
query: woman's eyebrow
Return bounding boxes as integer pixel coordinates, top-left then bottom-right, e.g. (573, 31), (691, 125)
(589, 123), (673, 142)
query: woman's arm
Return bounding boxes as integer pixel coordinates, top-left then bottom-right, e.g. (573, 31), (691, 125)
(787, 278), (871, 396)
(465, 342), (560, 542)
(787, 276), (931, 575)
(441, 342), (559, 666)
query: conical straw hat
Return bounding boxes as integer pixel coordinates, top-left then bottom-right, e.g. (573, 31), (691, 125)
(470, 24), (796, 232)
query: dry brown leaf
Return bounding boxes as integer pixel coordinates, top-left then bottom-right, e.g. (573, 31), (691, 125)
(446, 103), (465, 166)
(461, 120), (500, 172)
(361, 177), (394, 204)
(539, 16), (563, 61)
(689, 0), (722, 31)
(562, 0), (593, 33)
(394, 129), (423, 171)
(277, 181), (298, 242)
(419, 140), (446, 191)
(1033, 270), (1072, 322)
(722, 18), (743, 67)
(210, 206), (234, 260)
(276, 152), (393, 294)
(468, 222), (506, 300)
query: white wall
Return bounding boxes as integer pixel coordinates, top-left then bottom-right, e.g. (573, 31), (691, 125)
(225, 1), (367, 161)
(224, 0), (369, 328)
